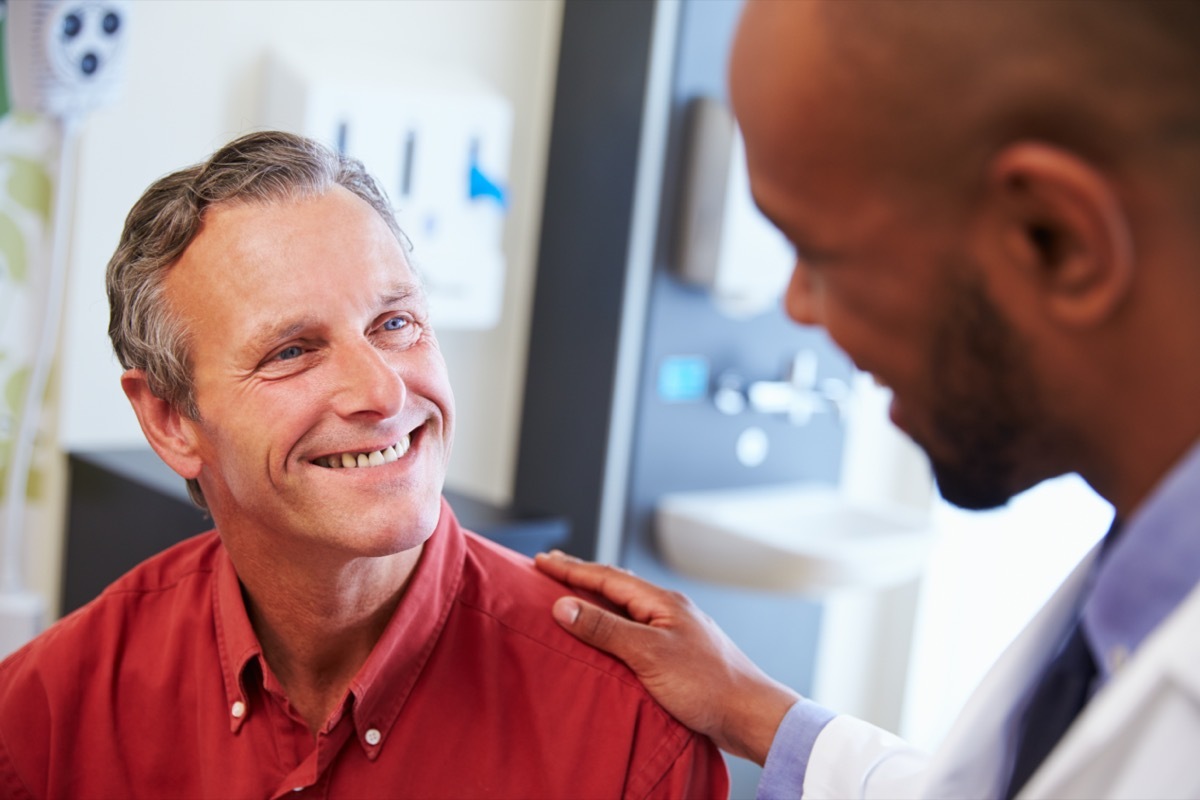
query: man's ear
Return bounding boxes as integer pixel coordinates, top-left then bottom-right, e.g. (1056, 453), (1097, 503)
(981, 141), (1135, 328)
(120, 370), (203, 481)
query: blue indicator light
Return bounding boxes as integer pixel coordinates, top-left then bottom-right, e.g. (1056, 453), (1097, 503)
(657, 356), (710, 403)
(469, 163), (507, 207)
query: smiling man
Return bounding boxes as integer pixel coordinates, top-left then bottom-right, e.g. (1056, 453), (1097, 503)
(538, 1), (1200, 798)
(0, 132), (727, 798)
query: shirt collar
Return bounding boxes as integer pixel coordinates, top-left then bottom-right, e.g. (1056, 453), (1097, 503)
(212, 497), (467, 749)
(346, 497), (465, 757)
(1084, 437), (1200, 682)
(214, 541), (261, 734)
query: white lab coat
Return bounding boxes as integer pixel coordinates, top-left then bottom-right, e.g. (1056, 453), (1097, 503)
(803, 545), (1200, 799)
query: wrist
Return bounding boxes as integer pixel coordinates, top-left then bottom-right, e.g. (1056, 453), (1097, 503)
(720, 678), (801, 765)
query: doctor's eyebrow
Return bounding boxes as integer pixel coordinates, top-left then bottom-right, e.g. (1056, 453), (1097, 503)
(752, 204), (816, 263)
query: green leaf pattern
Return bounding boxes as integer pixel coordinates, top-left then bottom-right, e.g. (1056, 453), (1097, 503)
(0, 211), (28, 284)
(0, 113), (57, 504)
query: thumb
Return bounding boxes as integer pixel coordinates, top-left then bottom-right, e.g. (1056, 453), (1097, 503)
(551, 596), (647, 662)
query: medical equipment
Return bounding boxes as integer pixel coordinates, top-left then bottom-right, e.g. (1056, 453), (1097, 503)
(0, 0), (129, 656)
(263, 54), (513, 330)
(675, 97), (794, 319)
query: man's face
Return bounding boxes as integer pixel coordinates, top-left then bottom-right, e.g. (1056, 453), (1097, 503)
(164, 187), (454, 559)
(730, 3), (1059, 509)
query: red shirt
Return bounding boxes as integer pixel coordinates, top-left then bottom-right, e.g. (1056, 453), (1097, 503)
(0, 499), (727, 799)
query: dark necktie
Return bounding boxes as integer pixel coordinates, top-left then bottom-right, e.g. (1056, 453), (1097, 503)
(1004, 520), (1122, 797)
(1003, 619), (1097, 798)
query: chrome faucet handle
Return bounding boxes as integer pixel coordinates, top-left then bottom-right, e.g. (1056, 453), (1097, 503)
(788, 349), (819, 391)
(716, 351), (851, 424)
(818, 376), (851, 421)
(713, 371), (748, 416)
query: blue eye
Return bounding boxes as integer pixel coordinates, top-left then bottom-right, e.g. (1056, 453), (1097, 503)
(277, 345), (304, 361)
(383, 316), (409, 331)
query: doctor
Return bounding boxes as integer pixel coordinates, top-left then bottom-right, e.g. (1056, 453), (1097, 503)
(537, 1), (1200, 797)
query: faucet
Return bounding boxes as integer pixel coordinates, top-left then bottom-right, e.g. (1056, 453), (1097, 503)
(714, 350), (849, 425)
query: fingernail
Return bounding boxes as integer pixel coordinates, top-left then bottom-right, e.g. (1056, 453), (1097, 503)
(553, 599), (580, 626)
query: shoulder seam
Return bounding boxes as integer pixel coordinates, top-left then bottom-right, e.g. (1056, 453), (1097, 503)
(453, 594), (671, 710)
(100, 564), (216, 599)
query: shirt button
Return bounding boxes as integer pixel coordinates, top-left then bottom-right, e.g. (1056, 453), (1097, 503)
(231, 701), (246, 719)
(365, 728), (382, 746)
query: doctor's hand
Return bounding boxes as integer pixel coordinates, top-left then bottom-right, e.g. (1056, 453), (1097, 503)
(534, 550), (801, 765)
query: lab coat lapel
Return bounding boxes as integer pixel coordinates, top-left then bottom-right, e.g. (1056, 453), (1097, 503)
(919, 545), (1101, 799)
(1020, 581), (1200, 799)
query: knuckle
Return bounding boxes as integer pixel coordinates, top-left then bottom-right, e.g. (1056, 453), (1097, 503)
(665, 589), (692, 608)
(583, 607), (617, 645)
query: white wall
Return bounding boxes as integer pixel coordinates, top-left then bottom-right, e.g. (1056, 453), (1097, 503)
(57, 0), (563, 508)
(901, 474), (1113, 750)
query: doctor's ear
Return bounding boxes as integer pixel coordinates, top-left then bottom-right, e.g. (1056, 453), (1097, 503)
(980, 141), (1135, 328)
(120, 369), (203, 482)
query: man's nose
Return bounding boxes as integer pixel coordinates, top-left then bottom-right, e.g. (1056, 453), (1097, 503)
(332, 340), (404, 419)
(783, 260), (822, 326)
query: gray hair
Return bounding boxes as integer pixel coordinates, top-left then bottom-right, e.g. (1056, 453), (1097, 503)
(106, 130), (407, 508)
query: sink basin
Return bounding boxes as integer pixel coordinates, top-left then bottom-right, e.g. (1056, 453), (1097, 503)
(655, 483), (934, 594)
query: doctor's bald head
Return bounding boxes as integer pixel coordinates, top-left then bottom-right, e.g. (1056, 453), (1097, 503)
(731, 0), (1200, 216)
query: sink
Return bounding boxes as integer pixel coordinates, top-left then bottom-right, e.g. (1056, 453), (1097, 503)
(655, 483), (934, 594)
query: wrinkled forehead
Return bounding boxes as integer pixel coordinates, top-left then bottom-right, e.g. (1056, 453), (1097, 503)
(167, 188), (420, 314)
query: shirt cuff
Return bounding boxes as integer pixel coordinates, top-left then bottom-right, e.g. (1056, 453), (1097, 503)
(757, 698), (837, 800)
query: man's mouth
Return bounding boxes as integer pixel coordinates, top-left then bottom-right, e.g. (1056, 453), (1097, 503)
(313, 433), (412, 469)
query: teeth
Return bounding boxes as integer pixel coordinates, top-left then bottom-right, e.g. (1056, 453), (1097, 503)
(319, 434), (412, 469)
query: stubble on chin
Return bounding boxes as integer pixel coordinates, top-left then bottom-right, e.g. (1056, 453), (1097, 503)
(925, 267), (1044, 511)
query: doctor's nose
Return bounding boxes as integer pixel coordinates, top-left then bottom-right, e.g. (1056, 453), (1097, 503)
(331, 341), (405, 420)
(783, 260), (822, 327)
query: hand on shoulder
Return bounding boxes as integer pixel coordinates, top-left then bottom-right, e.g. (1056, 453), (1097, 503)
(535, 550), (801, 764)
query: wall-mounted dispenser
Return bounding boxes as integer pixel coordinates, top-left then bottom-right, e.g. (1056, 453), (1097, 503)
(6, 0), (130, 118)
(263, 55), (513, 330)
(675, 96), (793, 319)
